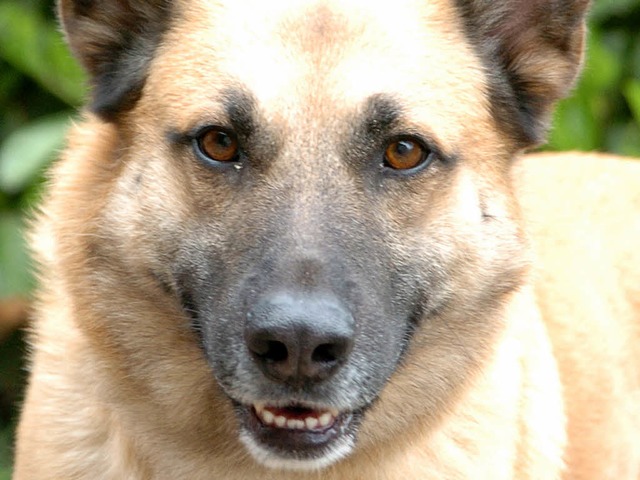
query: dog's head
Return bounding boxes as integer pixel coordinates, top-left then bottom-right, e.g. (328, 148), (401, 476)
(57, 0), (588, 470)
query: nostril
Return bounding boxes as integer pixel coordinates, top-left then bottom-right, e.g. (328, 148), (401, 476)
(247, 336), (289, 363)
(311, 343), (339, 364)
(263, 340), (288, 362)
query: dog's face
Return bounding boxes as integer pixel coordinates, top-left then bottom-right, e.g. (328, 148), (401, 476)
(57, 0), (588, 470)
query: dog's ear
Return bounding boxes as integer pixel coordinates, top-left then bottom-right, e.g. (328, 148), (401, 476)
(57, 0), (172, 121)
(456, 0), (591, 146)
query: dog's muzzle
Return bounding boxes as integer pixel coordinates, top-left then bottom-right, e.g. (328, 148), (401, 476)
(238, 291), (361, 469)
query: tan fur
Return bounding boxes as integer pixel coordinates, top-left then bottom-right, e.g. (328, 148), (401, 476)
(513, 152), (640, 478)
(14, 0), (640, 478)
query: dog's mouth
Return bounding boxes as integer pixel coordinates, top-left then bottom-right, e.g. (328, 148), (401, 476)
(235, 401), (362, 470)
(253, 402), (343, 431)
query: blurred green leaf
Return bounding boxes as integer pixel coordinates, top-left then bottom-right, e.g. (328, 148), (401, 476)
(0, 213), (33, 297)
(0, 113), (72, 194)
(605, 122), (640, 156)
(0, 421), (14, 477)
(630, 34), (640, 79)
(582, 32), (623, 92)
(0, 67), (21, 107)
(591, 0), (639, 20)
(548, 96), (600, 151)
(623, 79), (640, 126)
(0, 1), (86, 105)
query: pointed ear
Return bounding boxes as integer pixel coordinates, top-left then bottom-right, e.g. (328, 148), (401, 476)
(57, 0), (172, 121)
(456, 0), (591, 146)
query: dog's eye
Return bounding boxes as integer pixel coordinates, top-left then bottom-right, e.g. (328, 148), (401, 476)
(196, 128), (239, 163)
(384, 138), (430, 171)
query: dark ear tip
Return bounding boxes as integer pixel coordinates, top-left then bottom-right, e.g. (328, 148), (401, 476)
(455, 0), (590, 149)
(58, 0), (95, 16)
(57, 0), (81, 25)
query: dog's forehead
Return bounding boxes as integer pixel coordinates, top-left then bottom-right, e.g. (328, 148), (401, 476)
(145, 0), (491, 144)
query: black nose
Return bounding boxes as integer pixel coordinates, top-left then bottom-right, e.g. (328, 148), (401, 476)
(244, 292), (355, 385)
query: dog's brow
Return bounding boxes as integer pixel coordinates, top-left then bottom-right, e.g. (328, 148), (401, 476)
(222, 87), (257, 138)
(165, 87), (258, 144)
(352, 94), (453, 164)
(360, 94), (403, 136)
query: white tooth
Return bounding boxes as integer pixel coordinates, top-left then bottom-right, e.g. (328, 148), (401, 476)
(305, 417), (319, 430)
(328, 408), (340, 417)
(254, 402), (265, 414)
(318, 412), (333, 427)
(275, 416), (287, 428)
(286, 419), (305, 430)
(261, 410), (274, 425)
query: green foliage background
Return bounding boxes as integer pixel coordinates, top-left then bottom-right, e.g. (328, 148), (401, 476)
(0, 0), (639, 475)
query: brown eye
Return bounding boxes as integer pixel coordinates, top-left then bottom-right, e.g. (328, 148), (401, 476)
(197, 128), (239, 163)
(384, 138), (429, 171)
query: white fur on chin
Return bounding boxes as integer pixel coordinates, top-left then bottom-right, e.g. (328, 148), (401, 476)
(239, 429), (355, 471)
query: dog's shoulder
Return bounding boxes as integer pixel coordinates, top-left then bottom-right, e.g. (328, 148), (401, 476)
(513, 151), (640, 475)
(513, 151), (640, 272)
(513, 151), (640, 317)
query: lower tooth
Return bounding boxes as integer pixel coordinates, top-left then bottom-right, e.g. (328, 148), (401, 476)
(318, 412), (332, 427)
(305, 417), (319, 429)
(262, 410), (274, 424)
(287, 419), (305, 429)
(257, 407), (338, 430)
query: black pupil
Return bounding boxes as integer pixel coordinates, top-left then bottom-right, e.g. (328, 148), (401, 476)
(215, 132), (232, 148)
(396, 140), (415, 157)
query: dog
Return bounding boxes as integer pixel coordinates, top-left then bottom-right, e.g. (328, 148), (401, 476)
(14, 0), (640, 478)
